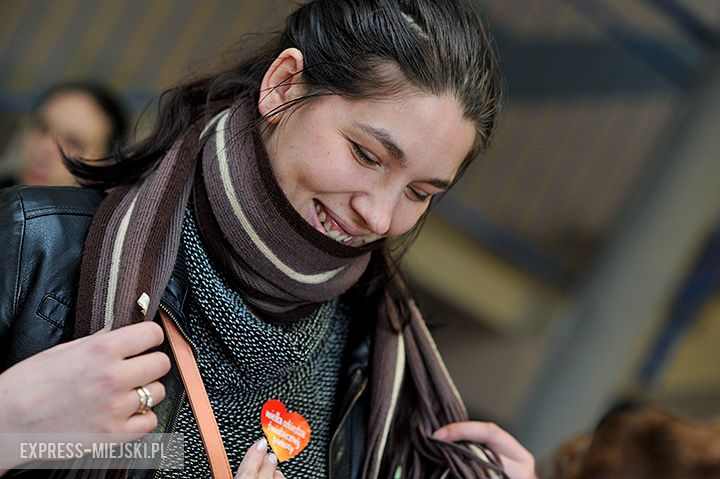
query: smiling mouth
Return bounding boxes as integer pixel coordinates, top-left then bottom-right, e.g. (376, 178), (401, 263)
(313, 200), (364, 245)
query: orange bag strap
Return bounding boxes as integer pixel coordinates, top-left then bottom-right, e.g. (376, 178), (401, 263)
(160, 310), (234, 479)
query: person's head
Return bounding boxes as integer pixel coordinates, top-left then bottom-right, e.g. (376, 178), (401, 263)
(20, 81), (128, 186)
(256, 0), (504, 245)
(541, 407), (720, 479)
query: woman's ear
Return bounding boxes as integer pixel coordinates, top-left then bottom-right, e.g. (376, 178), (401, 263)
(258, 48), (305, 122)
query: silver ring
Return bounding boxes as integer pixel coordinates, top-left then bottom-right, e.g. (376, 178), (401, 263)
(135, 386), (153, 415)
(142, 386), (153, 409)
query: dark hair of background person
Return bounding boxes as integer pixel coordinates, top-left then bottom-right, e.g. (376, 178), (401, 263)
(37, 80), (129, 154)
(63, 2), (504, 469)
(540, 405), (720, 479)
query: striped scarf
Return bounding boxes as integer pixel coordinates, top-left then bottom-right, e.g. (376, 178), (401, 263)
(75, 102), (375, 335)
(73, 100), (505, 478)
(363, 276), (506, 478)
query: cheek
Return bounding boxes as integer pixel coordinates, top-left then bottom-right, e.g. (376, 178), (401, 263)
(388, 203), (429, 237)
(26, 137), (62, 164)
(294, 142), (359, 193)
(25, 131), (47, 151)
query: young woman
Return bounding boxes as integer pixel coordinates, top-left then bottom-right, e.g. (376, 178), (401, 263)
(0, 0), (536, 478)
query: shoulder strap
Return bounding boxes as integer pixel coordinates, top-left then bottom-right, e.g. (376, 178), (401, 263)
(159, 310), (234, 479)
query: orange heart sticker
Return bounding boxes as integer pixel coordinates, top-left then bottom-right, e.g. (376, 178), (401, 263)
(261, 399), (311, 462)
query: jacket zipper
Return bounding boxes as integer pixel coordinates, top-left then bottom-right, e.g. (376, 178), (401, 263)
(328, 369), (368, 479)
(152, 303), (190, 479)
(158, 302), (198, 354)
(151, 388), (186, 479)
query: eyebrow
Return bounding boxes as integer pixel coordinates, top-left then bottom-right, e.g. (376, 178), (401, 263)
(355, 122), (407, 166)
(353, 121), (453, 190)
(426, 178), (451, 190)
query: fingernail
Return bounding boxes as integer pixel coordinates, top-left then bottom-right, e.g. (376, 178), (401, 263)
(267, 453), (277, 464)
(256, 438), (267, 452)
(433, 429), (448, 440)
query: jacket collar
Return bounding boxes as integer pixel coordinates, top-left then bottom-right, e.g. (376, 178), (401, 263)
(160, 253), (191, 339)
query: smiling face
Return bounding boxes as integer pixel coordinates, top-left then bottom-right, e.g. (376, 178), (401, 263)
(259, 49), (476, 246)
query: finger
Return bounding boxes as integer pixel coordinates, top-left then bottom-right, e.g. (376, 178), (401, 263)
(123, 381), (166, 417)
(124, 410), (158, 436)
(235, 438), (268, 478)
(122, 351), (172, 387)
(105, 322), (165, 358)
(274, 470), (285, 479)
(258, 453), (278, 478)
(498, 455), (535, 479)
(433, 422), (532, 462)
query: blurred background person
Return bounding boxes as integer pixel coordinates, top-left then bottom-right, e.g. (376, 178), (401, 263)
(539, 404), (720, 479)
(0, 81), (127, 188)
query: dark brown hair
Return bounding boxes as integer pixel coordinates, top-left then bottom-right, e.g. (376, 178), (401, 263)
(66, 0), (503, 190)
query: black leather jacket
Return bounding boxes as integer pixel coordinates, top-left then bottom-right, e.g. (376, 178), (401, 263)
(0, 186), (370, 478)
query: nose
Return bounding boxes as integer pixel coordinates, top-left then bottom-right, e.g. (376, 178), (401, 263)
(351, 190), (397, 236)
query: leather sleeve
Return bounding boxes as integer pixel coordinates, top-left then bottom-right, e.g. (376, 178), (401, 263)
(0, 186), (103, 372)
(0, 188), (25, 349)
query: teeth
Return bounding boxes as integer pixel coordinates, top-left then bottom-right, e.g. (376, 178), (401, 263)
(315, 203), (357, 245)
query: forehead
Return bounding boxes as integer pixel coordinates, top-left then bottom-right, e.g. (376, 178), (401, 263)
(323, 92), (476, 178)
(40, 91), (112, 139)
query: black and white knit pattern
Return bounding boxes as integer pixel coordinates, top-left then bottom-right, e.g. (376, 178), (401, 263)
(159, 210), (351, 478)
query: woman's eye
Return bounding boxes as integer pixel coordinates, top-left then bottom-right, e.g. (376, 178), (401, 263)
(350, 141), (380, 167)
(408, 187), (431, 202)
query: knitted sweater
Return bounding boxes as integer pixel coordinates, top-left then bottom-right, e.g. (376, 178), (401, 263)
(159, 210), (351, 478)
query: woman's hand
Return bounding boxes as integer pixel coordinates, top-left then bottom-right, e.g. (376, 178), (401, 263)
(433, 421), (537, 479)
(0, 321), (171, 470)
(234, 438), (285, 479)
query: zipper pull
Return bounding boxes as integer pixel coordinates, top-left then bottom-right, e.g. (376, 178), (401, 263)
(137, 292), (150, 316)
